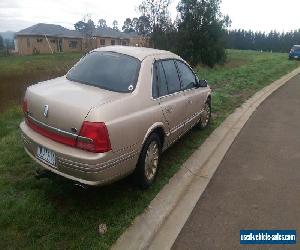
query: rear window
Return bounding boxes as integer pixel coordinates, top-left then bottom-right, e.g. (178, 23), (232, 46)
(66, 51), (140, 92)
(292, 46), (300, 51)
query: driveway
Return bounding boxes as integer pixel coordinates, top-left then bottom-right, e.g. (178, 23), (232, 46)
(172, 74), (300, 250)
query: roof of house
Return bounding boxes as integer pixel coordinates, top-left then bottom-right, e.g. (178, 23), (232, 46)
(16, 23), (83, 38)
(93, 46), (179, 61)
(16, 23), (141, 40)
(94, 27), (136, 39)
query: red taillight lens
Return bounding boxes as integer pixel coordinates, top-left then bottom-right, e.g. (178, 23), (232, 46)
(76, 122), (111, 153)
(22, 98), (28, 113)
(26, 118), (76, 147)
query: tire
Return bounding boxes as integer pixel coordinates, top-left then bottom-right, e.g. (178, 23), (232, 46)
(134, 133), (161, 189)
(198, 100), (211, 130)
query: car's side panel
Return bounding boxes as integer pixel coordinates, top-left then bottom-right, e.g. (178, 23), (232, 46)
(183, 87), (210, 128)
(157, 92), (188, 146)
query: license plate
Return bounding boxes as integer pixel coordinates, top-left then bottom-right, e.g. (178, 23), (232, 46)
(294, 56), (298, 59)
(37, 146), (56, 167)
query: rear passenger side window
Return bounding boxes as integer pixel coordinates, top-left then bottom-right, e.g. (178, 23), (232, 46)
(161, 60), (181, 94)
(152, 61), (169, 98)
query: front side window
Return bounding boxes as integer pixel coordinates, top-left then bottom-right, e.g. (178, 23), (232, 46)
(67, 51), (140, 93)
(175, 60), (197, 90)
(161, 60), (181, 94)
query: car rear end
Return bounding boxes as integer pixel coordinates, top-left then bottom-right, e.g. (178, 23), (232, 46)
(20, 50), (142, 185)
(20, 85), (134, 186)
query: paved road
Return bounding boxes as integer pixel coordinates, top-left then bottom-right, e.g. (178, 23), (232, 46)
(172, 74), (300, 250)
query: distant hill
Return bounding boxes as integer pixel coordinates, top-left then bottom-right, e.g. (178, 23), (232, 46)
(0, 31), (15, 40)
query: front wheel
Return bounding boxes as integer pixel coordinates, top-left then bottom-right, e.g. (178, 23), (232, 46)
(198, 101), (211, 130)
(134, 133), (161, 189)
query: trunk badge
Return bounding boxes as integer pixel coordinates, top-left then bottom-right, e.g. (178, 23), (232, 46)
(43, 105), (49, 118)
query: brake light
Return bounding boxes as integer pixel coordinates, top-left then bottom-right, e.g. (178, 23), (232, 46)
(76, 122), (111, 153)
(22, 98), (28, 113)
(26, 118), (76, 147)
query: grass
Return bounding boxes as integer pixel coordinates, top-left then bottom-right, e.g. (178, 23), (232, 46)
(0, 50), (299, 249)
(0, 52), (82, 112)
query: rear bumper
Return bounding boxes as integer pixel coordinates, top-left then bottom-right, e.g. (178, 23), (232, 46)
(20, 121), (138, 186)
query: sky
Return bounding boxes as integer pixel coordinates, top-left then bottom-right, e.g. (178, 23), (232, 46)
(0, 0), (300, 33)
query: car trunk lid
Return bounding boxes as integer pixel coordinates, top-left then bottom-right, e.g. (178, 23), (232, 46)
(26, 76), (123, 136)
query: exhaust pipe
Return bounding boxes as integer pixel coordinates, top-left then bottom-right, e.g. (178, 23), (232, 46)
(34, 169), (52, 179)
(34, 169), (89, 190)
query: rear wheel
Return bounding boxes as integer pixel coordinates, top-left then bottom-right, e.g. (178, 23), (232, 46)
(134, 133), (161, 189)
(198, 100), (211, 130)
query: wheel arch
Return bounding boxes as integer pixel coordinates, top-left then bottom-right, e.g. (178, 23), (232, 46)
(142, 122), (166, 150)
(206, 94), (211, 104)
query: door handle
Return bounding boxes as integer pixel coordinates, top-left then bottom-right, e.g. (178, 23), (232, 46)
(188, 99), (193, 105)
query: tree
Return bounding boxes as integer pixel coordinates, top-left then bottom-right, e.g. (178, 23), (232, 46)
(98, 19), (107, 28)
(138, 0), (173, 47)
(176, 0), (230, 67)
(122, 18), (135, 33)
(74, 15), (95, 38)
(138, 0), (171, 32)
(112, 20), (119, 31)
(132, 18), (139, 32)
(136, 15), (152, 36)
(225, 29), (300, 52)
(74, 15), (96, 51)
(0, 35), (3, 50)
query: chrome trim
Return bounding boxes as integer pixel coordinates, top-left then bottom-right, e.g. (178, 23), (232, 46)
(26, 113), (92, 143)
(57, 149), (138, 172)
(169, 109), (204, 135)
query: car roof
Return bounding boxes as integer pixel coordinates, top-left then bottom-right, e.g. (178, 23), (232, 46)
(92, 46), (180, 61)
(293, 45), (300, 48)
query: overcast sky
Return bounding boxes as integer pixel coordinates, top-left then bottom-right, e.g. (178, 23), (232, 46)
(0, 0), (300, 33)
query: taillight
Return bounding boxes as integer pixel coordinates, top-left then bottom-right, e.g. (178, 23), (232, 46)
(26, 118), (76, 147)
(76, 122), (111, 153)
(22, 98), (28, 113)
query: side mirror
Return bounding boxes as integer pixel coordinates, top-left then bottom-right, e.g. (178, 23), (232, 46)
(198, 79), (208, 87)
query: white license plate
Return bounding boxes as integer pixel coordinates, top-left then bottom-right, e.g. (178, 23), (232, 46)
(294, 56), (298, 59)
(37, 146), (56, 166)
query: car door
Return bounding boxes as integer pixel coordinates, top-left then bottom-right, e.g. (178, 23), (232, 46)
(152, 59), (188, 145)
(175, 60), (207, 128)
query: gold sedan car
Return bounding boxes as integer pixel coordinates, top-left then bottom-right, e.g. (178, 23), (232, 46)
(20, 46), (211, 188)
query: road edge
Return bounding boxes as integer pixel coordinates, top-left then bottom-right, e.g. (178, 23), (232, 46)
(111, 67), (300, 250)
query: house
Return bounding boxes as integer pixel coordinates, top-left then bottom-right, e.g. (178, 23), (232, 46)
(15, 23), (83, 55)
(15, 23), (150, 55)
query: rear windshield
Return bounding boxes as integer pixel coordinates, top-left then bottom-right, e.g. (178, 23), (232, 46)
(292, 46), (300, 51)
(66, 51), (140, 92)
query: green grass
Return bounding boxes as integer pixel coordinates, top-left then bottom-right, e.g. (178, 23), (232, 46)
(0, 50), (299, 249)
(0, 52), (82, 111)
(0, 52), (82, 76)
